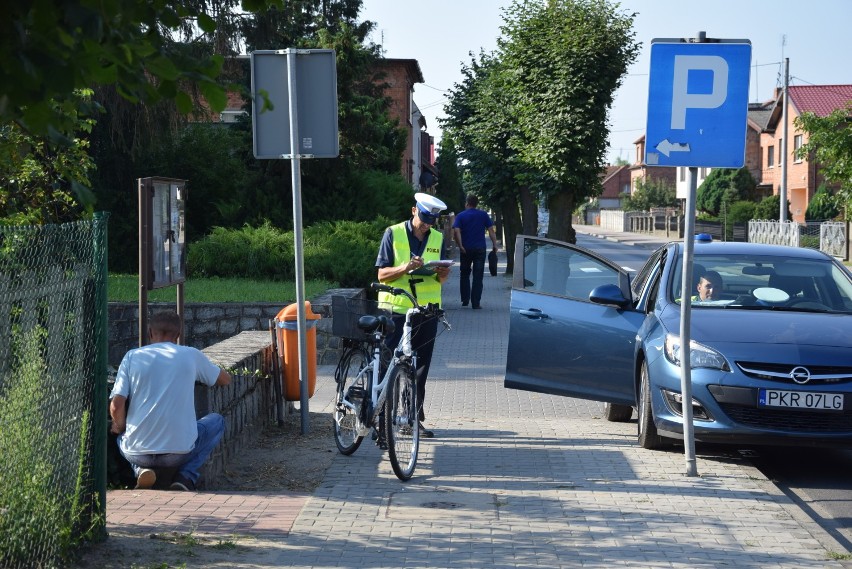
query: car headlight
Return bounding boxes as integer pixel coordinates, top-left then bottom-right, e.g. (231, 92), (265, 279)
(664, 334), (730, 371)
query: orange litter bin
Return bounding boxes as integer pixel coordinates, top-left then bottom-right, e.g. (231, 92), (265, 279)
(275, 301), (321, 401)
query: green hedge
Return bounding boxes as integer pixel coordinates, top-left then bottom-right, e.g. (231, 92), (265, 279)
(188, 218), (393, 288)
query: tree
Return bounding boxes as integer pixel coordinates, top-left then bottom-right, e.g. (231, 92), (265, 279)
(497, 0), (639, 243)
(0, 90), (95, 224)
(0, 1), (287, 138)
(622, 178), (677, 212)
(695, 167), (756, 216)
(441, 50), (536, 272)
(434, 136), (464, 214)
(1, 0), (280, 219)
(795, 105), (852, 219)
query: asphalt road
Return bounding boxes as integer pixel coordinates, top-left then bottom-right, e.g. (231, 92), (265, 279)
(576, 232), (852, 551)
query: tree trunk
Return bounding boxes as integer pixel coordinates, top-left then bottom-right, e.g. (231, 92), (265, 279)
(518, 185), (538, 235)
(500, 196), (523, 274)
(546, 191), (577, 244)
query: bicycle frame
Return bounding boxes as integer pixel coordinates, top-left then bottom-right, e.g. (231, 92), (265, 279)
(344, 307), (419, 438)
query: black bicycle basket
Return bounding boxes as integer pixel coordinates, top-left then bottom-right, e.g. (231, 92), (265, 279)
(331, 295), (391, 342)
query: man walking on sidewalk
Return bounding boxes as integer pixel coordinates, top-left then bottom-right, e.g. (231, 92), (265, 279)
(453, 193), (498, 309)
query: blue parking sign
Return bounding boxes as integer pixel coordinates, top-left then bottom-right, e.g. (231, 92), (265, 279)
(645, 40), (751, 168)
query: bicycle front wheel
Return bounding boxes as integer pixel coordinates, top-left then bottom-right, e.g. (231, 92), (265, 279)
(384, 363), (419, 481)
(333, 347), (370, 455)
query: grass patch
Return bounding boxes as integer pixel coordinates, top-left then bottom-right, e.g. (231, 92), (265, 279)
(108, 275), (337, 303)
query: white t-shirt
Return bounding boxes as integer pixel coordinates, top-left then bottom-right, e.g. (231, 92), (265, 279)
(111, 342), (222, 455)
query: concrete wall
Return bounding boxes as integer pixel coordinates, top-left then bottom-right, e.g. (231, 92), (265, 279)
(196, 331), (280, 487)
(108, 288), (367, 368)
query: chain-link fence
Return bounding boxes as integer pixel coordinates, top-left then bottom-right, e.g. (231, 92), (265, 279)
(0, 214), (109, 568)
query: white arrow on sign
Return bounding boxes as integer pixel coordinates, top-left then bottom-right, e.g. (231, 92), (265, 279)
(655, 139), (690, 157)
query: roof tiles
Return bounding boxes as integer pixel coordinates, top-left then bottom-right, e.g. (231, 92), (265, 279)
(788, 85), (852, 117)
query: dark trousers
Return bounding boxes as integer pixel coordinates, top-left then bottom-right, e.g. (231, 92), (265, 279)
(385, 313), (438, 422)
(459, 248), (487, 307)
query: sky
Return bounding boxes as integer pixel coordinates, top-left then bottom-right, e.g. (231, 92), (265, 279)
(359, 0), (851, 165)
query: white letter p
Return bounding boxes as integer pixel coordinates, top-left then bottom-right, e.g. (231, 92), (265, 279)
(671, 55), (728, 130)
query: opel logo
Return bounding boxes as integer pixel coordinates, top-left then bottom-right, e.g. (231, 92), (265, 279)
(790, 366), (811, 385)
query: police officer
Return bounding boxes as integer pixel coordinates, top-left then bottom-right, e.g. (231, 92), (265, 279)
(375, 193), (451, 438)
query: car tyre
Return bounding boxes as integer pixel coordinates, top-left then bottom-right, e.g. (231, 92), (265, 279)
(638, 360), (666, 450)
(603, 402), (633, 422)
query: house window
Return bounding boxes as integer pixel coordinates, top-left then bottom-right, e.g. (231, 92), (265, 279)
(767, 145), (774, 168)
(794, 134), (803, 163)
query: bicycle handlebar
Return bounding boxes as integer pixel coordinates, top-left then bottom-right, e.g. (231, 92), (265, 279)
(370, 282), (450, 330)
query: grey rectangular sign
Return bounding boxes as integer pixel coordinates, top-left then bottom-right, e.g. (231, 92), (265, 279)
(251, 49), (339, 159)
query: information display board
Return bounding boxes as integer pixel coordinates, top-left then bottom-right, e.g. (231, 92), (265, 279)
(139, 177), (186, 289)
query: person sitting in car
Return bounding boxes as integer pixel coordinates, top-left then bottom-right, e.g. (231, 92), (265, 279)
(693, 271), (723, 302)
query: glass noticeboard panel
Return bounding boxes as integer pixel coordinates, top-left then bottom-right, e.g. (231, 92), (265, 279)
(140, 177), (186, 289)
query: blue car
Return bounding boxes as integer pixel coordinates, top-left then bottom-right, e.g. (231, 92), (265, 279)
(505, 235), (852, 449)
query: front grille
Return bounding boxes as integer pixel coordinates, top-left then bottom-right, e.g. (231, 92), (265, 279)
(719, 403), (852, 433)
(736, 361), (852, 385)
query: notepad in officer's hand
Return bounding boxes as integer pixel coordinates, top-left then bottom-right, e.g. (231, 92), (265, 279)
(408, 259), (454, 275)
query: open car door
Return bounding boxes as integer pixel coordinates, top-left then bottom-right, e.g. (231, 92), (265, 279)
(504, 235), (645, 406)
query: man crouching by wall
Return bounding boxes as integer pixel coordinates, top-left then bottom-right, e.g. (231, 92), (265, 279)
(109, 310), (231, 491)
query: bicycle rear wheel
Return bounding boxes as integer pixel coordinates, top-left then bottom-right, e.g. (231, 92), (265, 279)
(385, 363), (419, 481)
(333, 347), (370, 455)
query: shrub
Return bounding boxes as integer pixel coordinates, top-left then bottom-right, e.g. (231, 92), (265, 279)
(304, 218), (393, 287)
(805, 184), (840, 221)
(188, 222), (295, 280)
(727, 200), (756, 223)
(622, 178), (677, 211)
(0, 327), (93, 566)
(800, 235), (820, 249)
(188, 217), (393, 286)
(753, 195), (792, 221)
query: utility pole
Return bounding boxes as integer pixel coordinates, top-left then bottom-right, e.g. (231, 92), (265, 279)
(779, 58), (789, 222)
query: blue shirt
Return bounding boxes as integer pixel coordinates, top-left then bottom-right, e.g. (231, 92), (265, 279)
(452, 208), (494, 250)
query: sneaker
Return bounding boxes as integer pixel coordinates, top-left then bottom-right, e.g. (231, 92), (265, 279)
(418, 423), (434, 438)
(169, 474), (197, 492)
(134, 468), (156, 490)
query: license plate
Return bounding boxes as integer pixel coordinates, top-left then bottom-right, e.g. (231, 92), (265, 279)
(758, 389), (844, 410)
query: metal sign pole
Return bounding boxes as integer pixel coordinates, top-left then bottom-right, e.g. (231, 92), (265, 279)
(286, 48), (311, 435)
(646, 31), (750, 477)
(680, 166), (698, 477)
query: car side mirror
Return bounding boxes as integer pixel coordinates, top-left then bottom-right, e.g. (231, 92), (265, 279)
(589, 283), (631, 309)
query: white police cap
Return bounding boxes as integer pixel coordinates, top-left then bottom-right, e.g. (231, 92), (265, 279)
(414, 192), (447, 220)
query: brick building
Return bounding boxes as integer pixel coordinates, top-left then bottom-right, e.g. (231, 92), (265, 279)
(373, 58), (438, 190)
(761, 85), (852, 222)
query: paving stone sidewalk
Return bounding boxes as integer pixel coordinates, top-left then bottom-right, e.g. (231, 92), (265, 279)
(103, 240), (850, 568)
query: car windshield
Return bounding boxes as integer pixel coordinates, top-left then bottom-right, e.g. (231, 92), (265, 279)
(669, 253), (852, 313)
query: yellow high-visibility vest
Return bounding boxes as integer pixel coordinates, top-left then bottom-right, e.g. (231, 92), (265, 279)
(379, 222), (443, 314)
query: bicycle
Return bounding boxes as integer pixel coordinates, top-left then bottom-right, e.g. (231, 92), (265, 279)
(331, 283), (450, 481)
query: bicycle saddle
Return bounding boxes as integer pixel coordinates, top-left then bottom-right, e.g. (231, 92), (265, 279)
(357, 314), (395, 336)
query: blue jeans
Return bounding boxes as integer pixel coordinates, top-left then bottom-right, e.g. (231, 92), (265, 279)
(120, 413), (225, 485)
(459, 248), (487, 307)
